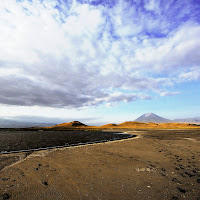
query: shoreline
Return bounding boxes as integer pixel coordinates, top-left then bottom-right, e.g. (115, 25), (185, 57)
(0, 130), (135, 154)
(0, 131), (136, 155)
(0, 131), (140, 172)
(1, 129), (199, 200)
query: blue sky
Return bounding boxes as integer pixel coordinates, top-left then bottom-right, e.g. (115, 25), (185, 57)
(0, 0), (200, 125)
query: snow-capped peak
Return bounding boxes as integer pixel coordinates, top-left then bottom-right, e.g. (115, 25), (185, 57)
(135, 113), (170, 123)
(144, 113), (154, 117)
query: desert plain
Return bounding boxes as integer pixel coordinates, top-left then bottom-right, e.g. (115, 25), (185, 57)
(0, 124), (200, 200)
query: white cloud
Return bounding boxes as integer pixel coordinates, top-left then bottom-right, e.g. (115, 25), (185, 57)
(0, 0), (199, 108)
(179, 67), (200, 81)
(144, 0), (160, 14)
(160, 91), (180, 97)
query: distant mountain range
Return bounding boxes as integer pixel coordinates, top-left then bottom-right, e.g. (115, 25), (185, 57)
(172, 117), (200, 123)
(0, 119), (55, 128)
(0, 113), (200, 128)
(134, 113), (200, 123)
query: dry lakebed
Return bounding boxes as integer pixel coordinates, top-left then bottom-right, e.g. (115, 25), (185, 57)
(0, 129), (200, 200)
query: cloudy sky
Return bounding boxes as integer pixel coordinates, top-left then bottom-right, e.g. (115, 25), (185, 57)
(0, 0), (200, 125)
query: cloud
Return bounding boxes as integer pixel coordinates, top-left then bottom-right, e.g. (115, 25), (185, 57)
(0, 0), (200, 108)
(178, 67), (200, 81)
(159, 91), (180, 97)
(5, 115), (99, 124)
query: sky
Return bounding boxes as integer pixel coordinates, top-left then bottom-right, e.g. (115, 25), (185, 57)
(0, 0), (200, 125)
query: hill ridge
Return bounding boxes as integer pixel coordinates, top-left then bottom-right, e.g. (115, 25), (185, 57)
(50, 121), (87, 128)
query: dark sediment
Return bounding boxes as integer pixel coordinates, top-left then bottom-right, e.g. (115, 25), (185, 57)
(0, 130), (135, 154)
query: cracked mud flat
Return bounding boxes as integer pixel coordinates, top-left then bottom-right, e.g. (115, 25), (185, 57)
(0, 130), (200, 200)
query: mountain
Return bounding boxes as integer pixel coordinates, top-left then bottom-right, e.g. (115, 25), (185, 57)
(173, 117), (200, 123)
(134, 113), (170, 123)
(0, 118), (55, 128)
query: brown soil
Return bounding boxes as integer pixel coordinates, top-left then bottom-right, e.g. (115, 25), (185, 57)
(0, 130), (200, 200)
(100, 124), (118, 128)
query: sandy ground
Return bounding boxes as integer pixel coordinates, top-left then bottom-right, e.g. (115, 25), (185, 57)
(0, 130), (200, 200)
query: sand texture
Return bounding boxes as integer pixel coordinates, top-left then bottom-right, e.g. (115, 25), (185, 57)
(0, 130), (200, 200)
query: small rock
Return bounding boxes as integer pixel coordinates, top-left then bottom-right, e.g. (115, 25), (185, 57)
(177, 187), (186, 193)
(2, 178), (10, 181)
(0, 193), (10, 200)
(42, 181), (48, 186)
(171, 196), (178, 200)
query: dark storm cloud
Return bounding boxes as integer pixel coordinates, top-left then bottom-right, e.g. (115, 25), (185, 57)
(0, 71), (154, 107)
